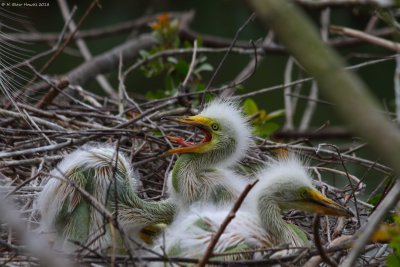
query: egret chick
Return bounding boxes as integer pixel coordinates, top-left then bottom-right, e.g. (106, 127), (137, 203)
(165, 99), (252, 208)
(153, 156), (353, 260)
(36, 145), (175, 252)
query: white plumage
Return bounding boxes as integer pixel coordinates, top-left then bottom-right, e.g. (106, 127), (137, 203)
(36, 144), (175, 252)
(154, 156), (352, 261)
(198, 99), (252, 167)
(166, 99), (254, 208)
(37, 145), (138, 234)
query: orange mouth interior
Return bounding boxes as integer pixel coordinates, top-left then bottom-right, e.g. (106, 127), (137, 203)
(166, 126), (212, 147)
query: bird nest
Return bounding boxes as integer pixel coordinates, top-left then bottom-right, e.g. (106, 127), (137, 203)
(0, 93), (393, 266)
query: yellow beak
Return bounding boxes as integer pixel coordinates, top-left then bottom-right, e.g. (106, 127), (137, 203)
(302, 188), (353, 218)
(164, 115), (213, 154)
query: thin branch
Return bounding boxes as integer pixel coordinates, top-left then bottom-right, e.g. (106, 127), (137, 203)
(200, 12), (256, 109)
(198, 179), (259, 267)
(25, 0), (99, 101)
(283, 57), (295, 130)
(57, 0), (117, 98)
(182, 39), (198, 88)
(294, 0), (397, 7)
(330, 25), (400, 53)
(342, 181), (400, 266)
(313, 215), (337, 267)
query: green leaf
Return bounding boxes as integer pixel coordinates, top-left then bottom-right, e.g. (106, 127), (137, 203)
(242, 98), (259, 116)
(387, 254), (400, 267)
(139, 49), (150, 58)
(195, 63), (214, 73)
(146, 89), (168, 99)
(175, 60), (189, 76)
(265, 109), (285, 121)
(167, 56), (178, 64)
(193, 83), (206, 92)
(255, 122), (280, 138)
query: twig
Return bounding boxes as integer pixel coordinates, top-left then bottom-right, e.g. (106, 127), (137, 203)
(0, 135), (98, 160)
(200, 12), (256, 109)
(26, 0), (99, 103)
(0, 155), (62, 168)
(114, 100), (176, 129)
(330, 25), (400, 53)
(4, 158), (45, 199)
(317, 144), (360, 226)
(197, 179), (259, 267)
(304, 235), (352, 267)
(294, 0), (396, 7)
(57, 0), (117, 98)
(300, 81), (319, 130)
(0, 107), (66, 131)
(2, 11), (190, 42)
(0, 199), (70, 267)
(182, 39), (198, 87)
(313, 215), (337, 267)
(342, 180), (400, 267)
(258, 139), (392, 174)
(221, 38), (263, 98)
(283, 57), (295, 130)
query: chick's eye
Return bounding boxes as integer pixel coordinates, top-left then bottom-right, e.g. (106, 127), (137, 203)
(211, 123), (219, 131)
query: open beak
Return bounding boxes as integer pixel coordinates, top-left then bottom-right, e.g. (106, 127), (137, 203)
(163, 115), (213, 154)
(300, 188), (353, 218)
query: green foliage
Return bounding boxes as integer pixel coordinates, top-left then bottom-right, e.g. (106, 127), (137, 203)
(140, 13), (214, 99)
(387, 215), (400, 267)
(242, 98), (284, 138)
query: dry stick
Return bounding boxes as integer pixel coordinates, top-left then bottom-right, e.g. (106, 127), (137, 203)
(0, 197), (71, 267)
(313, 215), (337, 267)
(21, 109), (53, 145)
(35, 79), (70, 109)
(200, 12), (256, 109)
(222, 42), (259, 94)
(258, 139), (392, 174)
(0, 5), (75, 110)
(124, 47), (257, 77)
(4, 11), (190, 43)
(28, 0), (99, 102)
(221, 34), (271, 98)
(181, 39), (198, 88)
(118, 57), (175, 160)
(283, 57), (295, 130)
(312, 168), (332, 244)
(343, 181), (400, 266)
(314, 167), (363, 189)
(197, 179), (259, 267)
(4, 159), (45, 199)
(330, 25), (400, 53)
(0, 135), (96, 159)
(57, 0), (117, 99)
(304, 235), (352, 267)
(317, 144), (361, 226)
(294, 0), (396, 7)
(0, 155), (62, 168)
(0, 107), (66, 131)
(114, 100), (176, 129)
(226, 40), (259, 90)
